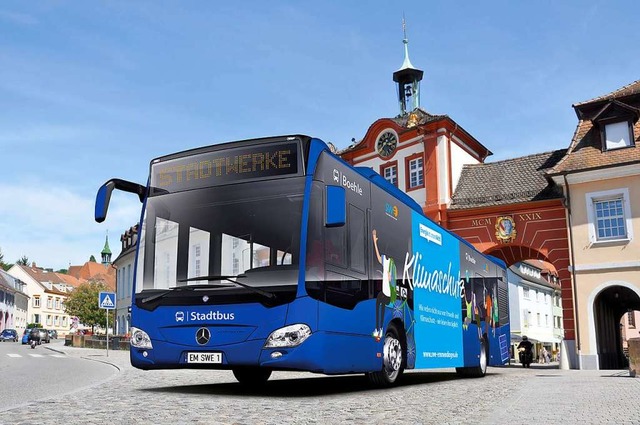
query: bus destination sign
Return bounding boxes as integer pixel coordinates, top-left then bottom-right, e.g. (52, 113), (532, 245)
(151, 141), (299, 193)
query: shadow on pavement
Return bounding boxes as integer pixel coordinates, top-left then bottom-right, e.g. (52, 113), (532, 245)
(140, 370), (469, 397)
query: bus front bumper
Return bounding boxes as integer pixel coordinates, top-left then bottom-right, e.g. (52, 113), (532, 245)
(130, 330), (381, 374)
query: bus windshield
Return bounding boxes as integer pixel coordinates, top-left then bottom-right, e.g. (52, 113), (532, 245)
(135, 177), (305, 297)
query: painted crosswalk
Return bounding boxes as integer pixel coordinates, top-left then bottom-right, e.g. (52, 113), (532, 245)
(5, 353), (66, 358)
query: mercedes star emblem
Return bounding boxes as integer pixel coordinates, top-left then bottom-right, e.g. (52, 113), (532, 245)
(196, 327), (211, 345)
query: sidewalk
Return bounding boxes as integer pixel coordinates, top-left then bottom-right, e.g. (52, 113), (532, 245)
(43, 342), (132, 370)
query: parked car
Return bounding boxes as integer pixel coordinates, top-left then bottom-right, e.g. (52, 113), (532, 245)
(0, 329), (18, 342)
(28, 328), (50, 344)
(48, 330), (58, 339)
(21, 329), (30, 344)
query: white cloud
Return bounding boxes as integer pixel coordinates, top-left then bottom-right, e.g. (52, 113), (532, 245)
(0, 182), (140, 270)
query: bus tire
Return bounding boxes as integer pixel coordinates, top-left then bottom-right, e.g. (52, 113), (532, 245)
(467, 338), (489, 378)
(456, 338), (488, 378)
(232, 367), (272, 386)
(366, 324), (405, 387)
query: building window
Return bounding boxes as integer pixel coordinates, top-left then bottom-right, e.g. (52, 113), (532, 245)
(62, 317), (67, 327)
(523, 288), (530, 299)
(537, 313), (541, 326)
(46, 315), (52, 326)
(629, 310), (636, 328)
(586, 188), (633, 243)
(406, 155), (424, 190)
(232, 257), (239, 275)
(604, 121), (634, 150)
(595, 198), (626, 239)
(380, 161), (398, 187)
(55, 298), (60, 310)
(33, 314), (40, 324)
(33, 296), (40, 308)
(47, 297), (53, 309)
(126, 264), (132, 298)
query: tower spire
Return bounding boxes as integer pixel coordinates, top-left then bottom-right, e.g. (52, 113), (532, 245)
(101, 230), (112, 266)
(393, 17), (424, 116)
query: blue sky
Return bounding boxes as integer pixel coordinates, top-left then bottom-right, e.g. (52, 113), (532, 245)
(0, 1), (638, 270)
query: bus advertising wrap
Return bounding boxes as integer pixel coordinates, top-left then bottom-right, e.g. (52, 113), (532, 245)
(411, 211), (464, 368)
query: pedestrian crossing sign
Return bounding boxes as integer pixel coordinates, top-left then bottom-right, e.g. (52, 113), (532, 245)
(98, 292), (116, 310)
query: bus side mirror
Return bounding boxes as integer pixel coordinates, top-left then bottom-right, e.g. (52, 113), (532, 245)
(95, 178), (146, 223)
(95, 181), (115, 223)
(325, 186), (346, 227)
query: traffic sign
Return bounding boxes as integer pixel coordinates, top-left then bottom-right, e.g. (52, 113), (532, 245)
(98, 291), (116, 310)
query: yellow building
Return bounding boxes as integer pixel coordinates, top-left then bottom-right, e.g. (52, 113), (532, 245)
(550, 80), (640, 369)
(8, 263), (74, 337)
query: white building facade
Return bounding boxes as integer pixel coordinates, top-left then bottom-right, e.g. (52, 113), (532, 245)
(508, 261), (563, 362)
(114, 225), (138, 336)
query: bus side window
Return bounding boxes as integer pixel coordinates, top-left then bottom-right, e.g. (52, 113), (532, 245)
(325, 226), (346, 268)
(349, 205), (366, 274)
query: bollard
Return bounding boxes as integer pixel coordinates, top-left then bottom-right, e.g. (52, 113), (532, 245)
(628, 338), (640, 377)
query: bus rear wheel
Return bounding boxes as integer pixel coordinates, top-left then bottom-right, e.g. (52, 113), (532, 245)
(456, 338), (488, 378)
(367, 324), (404, 386)
(232, 367), (272, 386)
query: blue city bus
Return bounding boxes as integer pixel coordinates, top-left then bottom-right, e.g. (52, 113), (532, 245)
(95, 135), (509, 386)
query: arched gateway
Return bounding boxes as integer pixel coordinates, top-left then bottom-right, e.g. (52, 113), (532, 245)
(445, 149), (577, 362)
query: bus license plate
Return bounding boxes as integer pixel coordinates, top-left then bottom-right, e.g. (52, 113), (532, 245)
(187, 352), (222, 364)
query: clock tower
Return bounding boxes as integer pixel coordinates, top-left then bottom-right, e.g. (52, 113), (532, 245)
(393, 18), (423, 117)
(340, 19), (492, 225)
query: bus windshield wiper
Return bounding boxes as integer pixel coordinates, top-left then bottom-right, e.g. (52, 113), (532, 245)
(140, 282), (235, 304)
(179, 274), (276, 300)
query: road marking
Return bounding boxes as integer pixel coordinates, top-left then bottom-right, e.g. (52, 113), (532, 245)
(6, 353), (67, 358)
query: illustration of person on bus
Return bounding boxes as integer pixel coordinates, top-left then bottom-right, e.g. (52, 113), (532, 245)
(372, 229), (396, 341)
(484, 283), (493, 337)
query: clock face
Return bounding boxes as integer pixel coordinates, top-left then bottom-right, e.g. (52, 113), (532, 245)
(376, 131), (398, 158)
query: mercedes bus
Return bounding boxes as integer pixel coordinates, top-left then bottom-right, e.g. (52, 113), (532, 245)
(95, 135), (510, 386)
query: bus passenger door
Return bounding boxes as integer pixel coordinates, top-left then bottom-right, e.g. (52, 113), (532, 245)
(317, 203), (372, 336)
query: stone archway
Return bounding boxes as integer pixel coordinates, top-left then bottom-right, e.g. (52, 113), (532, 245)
(587, 282), (640, 370)
(446, 200), (574, 344)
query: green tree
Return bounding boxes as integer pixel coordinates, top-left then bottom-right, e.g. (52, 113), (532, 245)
(64, 280), (115, 333)
(16, 256), (29, 266)
(0, 248), (9, 271)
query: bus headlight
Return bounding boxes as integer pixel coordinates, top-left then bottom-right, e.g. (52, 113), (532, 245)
(264, 324), (311, 348)
(130, 327), (153, 349)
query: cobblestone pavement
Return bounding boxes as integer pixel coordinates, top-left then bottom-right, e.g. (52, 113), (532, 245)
(2, 345), (639, 425)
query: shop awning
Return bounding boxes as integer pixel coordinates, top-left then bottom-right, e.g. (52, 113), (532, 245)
(510, 333), (539, 343)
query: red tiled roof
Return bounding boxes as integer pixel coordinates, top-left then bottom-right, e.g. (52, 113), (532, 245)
(550, 80), (640, 175)
(20, 265), (68, 285)
(573, 80), (640, 107)
(55, 273), (84, 288)
(67, 261), (116, 291)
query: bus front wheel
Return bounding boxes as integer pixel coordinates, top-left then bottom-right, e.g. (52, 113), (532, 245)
(367, 324), (405, 386)
(232, 367), (272, 386)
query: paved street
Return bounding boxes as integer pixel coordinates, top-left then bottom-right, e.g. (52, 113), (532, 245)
(1, 344), (639, 425)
